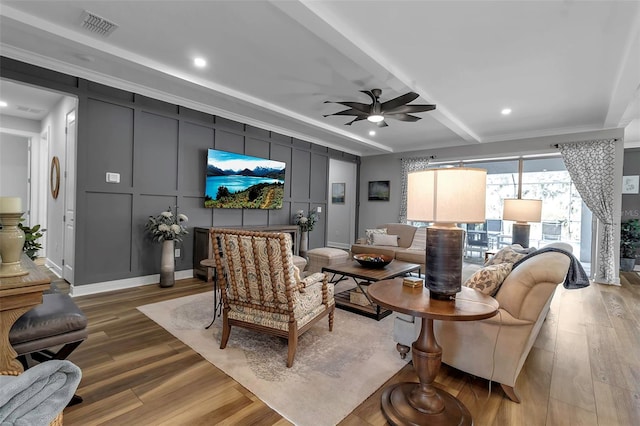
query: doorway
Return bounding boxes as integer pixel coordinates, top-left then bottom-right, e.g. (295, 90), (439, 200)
(327, 159), (357, 249)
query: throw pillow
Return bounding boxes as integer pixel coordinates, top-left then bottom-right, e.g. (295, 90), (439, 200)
(372, 233), (399, 247)
(484, 245), (534, 266)
(464, 263), (513, 296)
(365, 228), (387, 245)
(407, 227), (427, 250)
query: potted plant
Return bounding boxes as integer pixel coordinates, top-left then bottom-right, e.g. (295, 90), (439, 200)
(18, 219), (46, 260)
(620, 219), (640, 272)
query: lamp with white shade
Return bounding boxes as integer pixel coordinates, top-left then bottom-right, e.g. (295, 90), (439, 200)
(502, 198), (542, 248)
(407, 167), (487, 299)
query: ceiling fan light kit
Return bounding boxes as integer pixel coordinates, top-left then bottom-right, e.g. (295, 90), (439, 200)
(324, 88), (436, 127)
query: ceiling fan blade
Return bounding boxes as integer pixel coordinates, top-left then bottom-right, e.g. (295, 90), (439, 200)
(376, 120), (389, 128)
(385, 104), (436, 114)
(323, 108), (368, 118)
(380, 92), (419, 111)
(345, 116), (368, 126)
(324, 100), (371, 113)
(386, 113), (422, 122)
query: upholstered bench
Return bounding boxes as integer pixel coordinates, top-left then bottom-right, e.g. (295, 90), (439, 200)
(292, 255), (308, 272)
(9, 292), (88, 369)
(307, 247), (350, 274)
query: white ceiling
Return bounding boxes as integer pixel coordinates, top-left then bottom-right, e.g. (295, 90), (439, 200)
(1, 1), (639, 156)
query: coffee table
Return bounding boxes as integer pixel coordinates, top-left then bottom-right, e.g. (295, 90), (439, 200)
(322, 260), (420, 320)
(368, 279), (499, 426)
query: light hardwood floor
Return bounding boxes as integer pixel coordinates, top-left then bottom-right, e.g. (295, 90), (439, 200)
(57, 271), (640, 425)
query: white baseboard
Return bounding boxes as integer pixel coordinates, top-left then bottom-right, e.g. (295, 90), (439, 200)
(70, 269), (195, 297)
(45, 259), (62, 277)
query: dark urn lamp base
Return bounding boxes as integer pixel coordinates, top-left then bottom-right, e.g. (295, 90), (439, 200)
(425, 225), (465, 300)
(512, 222), (531, 248)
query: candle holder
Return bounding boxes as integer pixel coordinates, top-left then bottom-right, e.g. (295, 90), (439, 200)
(0, 212), (28, 277)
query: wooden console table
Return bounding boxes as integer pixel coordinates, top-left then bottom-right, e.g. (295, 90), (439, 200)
(193, 225), (299, 281)
(0, 255), (50, 372)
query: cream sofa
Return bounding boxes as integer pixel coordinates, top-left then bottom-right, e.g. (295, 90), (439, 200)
(350, 223), (426, 270)
(393, 242), (574, 402)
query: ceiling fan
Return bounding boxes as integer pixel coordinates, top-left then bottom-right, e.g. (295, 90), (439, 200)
(323, 89), (436, 127)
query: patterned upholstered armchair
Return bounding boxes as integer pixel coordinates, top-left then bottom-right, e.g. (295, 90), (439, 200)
(210, 228), (335, 367)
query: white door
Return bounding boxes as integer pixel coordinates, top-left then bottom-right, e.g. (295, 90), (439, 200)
(63, 110), (76, 284)
(327, 159), (357, 249)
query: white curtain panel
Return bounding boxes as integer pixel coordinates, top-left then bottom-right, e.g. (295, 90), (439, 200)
(558, 139), (618, 285)
(399, 157), (432, 223)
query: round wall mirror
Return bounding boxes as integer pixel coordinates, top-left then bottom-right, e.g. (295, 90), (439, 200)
(50, 156), (60, 199)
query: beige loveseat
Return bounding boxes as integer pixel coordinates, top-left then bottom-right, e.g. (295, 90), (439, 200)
(393, 242), (575, 402)
(350, 223), (426, 270)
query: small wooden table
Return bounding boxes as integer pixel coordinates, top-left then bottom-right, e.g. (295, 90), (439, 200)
(322, 260), (420, 320)
(0, 255), (50, 372)
(368, 279), (499, 426)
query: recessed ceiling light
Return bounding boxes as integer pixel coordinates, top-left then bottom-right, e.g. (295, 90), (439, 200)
(367, 114), (384, 123)
(194, 57), (207, 68)
(369, 130), (376, 136)
(501, 108), (512, 115)
(0, 101), (7, 107)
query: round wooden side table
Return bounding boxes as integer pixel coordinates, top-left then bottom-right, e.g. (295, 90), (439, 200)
(368, 278), (499, 426)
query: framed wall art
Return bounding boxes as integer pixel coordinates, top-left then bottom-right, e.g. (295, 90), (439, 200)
(331, 182), (345, 203)
(368, 180), (390, 201)
(622, 175), (639, 194)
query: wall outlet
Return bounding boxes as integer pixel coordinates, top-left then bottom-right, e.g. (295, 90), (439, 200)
(174, 248), (181, 258)
(317, 206), (322, 213)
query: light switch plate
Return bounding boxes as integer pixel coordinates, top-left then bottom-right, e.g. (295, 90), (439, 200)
(106, 172), (120, 183)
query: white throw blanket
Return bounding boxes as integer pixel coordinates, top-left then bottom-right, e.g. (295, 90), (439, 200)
(0, 360), (81, 426)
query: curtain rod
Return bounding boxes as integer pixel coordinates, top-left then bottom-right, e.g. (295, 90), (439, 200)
(399, 155), (436, 160)
(551, 138), (620, 148)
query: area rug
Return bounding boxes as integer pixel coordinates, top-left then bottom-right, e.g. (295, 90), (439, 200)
(137, 292), (406, 426)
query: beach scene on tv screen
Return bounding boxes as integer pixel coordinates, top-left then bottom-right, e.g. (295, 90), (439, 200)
(205, 149), (285, 209)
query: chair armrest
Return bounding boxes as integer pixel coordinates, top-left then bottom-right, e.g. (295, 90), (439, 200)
(296, 272), (326, 293)
(482, 309), (534, 327)
(301, 272), (326, 285)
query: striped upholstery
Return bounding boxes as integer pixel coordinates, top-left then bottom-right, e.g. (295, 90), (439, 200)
(211, 228), (335, 367)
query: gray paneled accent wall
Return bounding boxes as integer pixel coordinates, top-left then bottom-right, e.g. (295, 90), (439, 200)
(1, 57), (360, 287)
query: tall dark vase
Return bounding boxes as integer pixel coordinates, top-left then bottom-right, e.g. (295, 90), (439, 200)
(160, 239), (175, 288)
(299, 230), (309, 259)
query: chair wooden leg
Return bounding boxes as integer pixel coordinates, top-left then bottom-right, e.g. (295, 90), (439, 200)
(287, 327), (298, 368)
(220, 312), (231, 349)
(328, 306), (334, 331)
(501, 383), (521, 403)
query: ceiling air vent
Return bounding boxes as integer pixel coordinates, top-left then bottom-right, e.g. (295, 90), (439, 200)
(80, 10), (118, 37)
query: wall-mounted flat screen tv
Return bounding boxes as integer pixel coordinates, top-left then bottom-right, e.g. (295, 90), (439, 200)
(204, 149), (286, 209)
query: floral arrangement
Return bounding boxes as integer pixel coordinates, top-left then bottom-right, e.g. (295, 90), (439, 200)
(146, 207), (189, 242)
(294, 209), (318, 232)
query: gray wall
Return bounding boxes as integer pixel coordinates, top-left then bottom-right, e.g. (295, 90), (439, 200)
(1, 57), (359, 286)
(622, 148), (640, 221)
(0, 132), (28, 206)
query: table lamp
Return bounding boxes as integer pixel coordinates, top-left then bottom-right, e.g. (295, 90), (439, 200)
(502, 198), (542, 248)
(407, 168), (487, 299)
